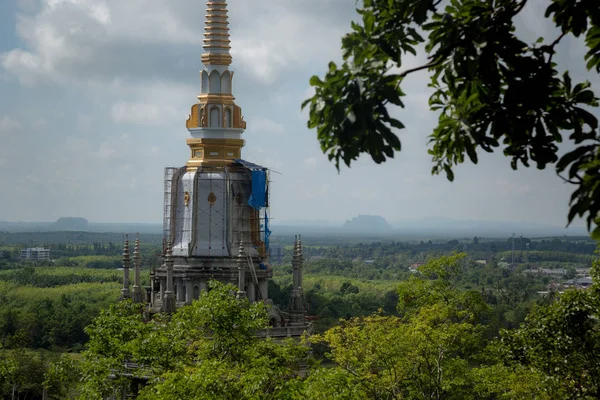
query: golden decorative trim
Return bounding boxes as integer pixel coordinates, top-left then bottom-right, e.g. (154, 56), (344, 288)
(186, 104), (199, 129)
(204, 32), (229, 37)
(203, 40), (230, 45)
(201, 53), (232, 65)
(186, 138), (244, 146)
(197, 94), (235, 103)
(184, 192), (190, 206)
(202, 45), (231, 50)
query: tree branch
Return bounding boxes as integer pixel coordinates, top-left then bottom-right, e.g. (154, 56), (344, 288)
(514, 0), (528, 14)
(557, 171), (581, 185)
(547, 32), (567, 64)
(399, 58), (445, 79)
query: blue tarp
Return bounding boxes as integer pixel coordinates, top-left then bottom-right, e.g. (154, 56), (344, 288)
(233, 159), (267, 171)
(234, 158), (270, 250)
(234, 159), (268, 210)
(248, 170), (266, 210)
(265, 212), (271, 252)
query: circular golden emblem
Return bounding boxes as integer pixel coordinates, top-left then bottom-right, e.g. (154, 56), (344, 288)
(208, 192), (217, 206)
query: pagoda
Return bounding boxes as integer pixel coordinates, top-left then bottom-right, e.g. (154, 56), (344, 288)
(125, 0), (312, 336)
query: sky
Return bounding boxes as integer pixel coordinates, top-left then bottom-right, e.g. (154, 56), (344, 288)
(0, 0), (598, 227)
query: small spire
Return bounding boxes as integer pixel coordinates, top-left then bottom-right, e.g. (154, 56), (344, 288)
(122, 234), (130, 261)
(236, 239), (247, 299)
(134, 233), (140, 260)
(132, 233), (143, 304)
(163, 237), (176, 313)
(165, 239), (173, 263)
(121, 234), (131, 299)
(293, 235), (301, 258)
(237, 239), (246, 260)
(201, 0), (232, 66)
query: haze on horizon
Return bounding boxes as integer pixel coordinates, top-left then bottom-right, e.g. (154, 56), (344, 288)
(0, 0), (597, 228)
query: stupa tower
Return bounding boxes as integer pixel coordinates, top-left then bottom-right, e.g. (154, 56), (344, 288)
(151, 0), (274, 313)
(184, 0), (246, 169)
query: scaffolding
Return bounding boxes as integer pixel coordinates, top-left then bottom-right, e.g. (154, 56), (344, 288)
(162, 163), (271, 261)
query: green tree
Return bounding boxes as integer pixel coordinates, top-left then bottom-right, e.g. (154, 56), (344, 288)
(302, 0), (600, 237)
(44, 355), (81, 399)
(78, 281), (309, 400)
(0, 347), (17, 398)
(307, 253), (489, 399)
(471, 247), (600, 398)
(498, 264), (600, 398)
(565, 265), (578, 279)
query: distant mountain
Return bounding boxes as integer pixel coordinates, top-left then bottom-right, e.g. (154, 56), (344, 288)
(53, 217), (88, 231)
(0, 215), (589, 238)
(270, 216), (589, 239)
(0, 220), (162, 234)
(271, 219), (341, 227)
(343, 215), (392, 232)
(389, 217), (588, 237)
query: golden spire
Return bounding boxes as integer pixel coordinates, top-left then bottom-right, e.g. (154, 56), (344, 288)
(201, 0), (232, 66)
(184, 0), (247, 171)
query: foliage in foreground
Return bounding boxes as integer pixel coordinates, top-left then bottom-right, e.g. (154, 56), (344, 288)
(303, 0), (600, 237)
(33, 250), (600, 399)
(75, 281), (309, 400)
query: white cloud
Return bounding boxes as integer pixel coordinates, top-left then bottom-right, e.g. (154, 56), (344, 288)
(304, 157), (317, 170)
(248, 116), (285, 136)
(0, 0), (593, 227)
(0, 116), (23, 135)
(97, 142), (116, 159)
(111, 101), (180, 126)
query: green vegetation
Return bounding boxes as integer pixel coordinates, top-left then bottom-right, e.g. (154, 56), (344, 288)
(74, 281), (308, 400)
(1, 231), (599, 398)
(302, 0), (600, 237)
(9, 251), (597, 399)
(0, 281), (120, 350)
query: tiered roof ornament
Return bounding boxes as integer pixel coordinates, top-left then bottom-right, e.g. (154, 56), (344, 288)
(237, 239), (247, 299)
(185, 0), (246, 171)
(121, 235), (131, 299)
(162, 240), (176, 313)
(132, 233), (143, 304)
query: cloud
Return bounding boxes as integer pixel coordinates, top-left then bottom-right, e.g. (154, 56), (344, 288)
(304, 157), (317, 166)
(0, 0), (595, 227)
(111, 101), (180, 126)
(0, 0), (355, 88)
(0, 116), (24, 168)
(247, 116), (285, 136)
(0, 116), (22, 134)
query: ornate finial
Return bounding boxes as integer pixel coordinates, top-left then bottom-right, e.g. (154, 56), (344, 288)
(133, 233), (140, 260)
(237, 239), (246, 261)
(201, 0), (232, 66)
(122, 234), (130, 261)
(166, 239), (173, 258)
(165, 238), (174, 268)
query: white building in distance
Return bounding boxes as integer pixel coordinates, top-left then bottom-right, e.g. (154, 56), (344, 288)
(21, 247), (50, 261)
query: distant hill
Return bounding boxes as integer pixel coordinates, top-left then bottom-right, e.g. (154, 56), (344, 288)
(389, 217), (588, 237)
(53, 217), (88, 231)
(0, 220), (162, 234)
(343, 215), (392, 232)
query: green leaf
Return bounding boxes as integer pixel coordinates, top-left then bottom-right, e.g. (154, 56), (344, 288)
(563, 71), (572, 94)
(309, 75), (324, 87)
(444, 164), (455, 182)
